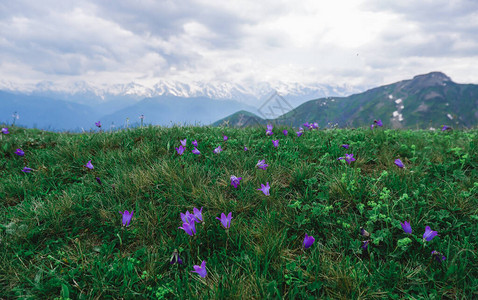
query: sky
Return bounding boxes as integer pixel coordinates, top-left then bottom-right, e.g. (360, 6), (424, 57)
(1, 0), (478, 93)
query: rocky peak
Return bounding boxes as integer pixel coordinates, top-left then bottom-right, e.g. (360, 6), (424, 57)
(410, 72), (452, 87)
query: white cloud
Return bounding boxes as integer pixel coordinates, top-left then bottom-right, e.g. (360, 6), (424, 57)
(1, 0), (478, 93)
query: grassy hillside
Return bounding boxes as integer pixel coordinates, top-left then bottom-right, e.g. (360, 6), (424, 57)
(0, 125), (477, 299)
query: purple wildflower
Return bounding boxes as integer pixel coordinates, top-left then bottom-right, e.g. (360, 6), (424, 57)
(338, 153), (356, 164)
(175, 145), (185, 155)
(223, 135), (228, 141)
(244, 146), (248, 151)
(214, 145), (222, 154)
(257, 182), (270, 196)
(266, 124), (274, 136)
(311, 122), (319, 129)
(400, 221), (412, 234)
(191, 260), (207, 278)
(423, 226), (438, 241)
(179, 221), (197, 236)
(341, 144), (349, 149)
(95, 121), (101, 128)
(431, 250), (446, 262)
(84, 160), (94, 169)
(283, 129), (288, 136)
(272, 140), (279, 148)
(361, 240), (369, 250)
(256, 159), (268, 170)
(303, 122), (311, 129)
(216, 212), (233, 229)
(360, 228), (370, 238)
(193, 207), (203, 223)
(192, 140), (198, 147)
(394, 159), (405, 168)
(170, 249), (183, 265)
(119, 210), (134, 227)
(95, 177), (103, 185)
(180, 139), (187, 147)
(15, 148), (25, 156)
(21, 167), (32, 173)
(296, 127), (304, 137)
(441, 125), (450, 131)
(1, 127), (9, 134)
(371, 124), (375, 130)
(230, 175), (242, 188)
(180, 211), (196, 224)
(192, 147), (201, 155)
(303, 234), (315, 249)
(374, 119), (383, 127)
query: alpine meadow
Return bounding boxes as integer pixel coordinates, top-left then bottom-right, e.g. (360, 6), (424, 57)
(0, 124), (477, 299)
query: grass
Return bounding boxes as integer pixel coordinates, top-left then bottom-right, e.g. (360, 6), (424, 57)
(0, 125), (477, 299)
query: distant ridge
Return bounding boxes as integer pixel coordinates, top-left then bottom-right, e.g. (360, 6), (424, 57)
(213, 72), (478, 129)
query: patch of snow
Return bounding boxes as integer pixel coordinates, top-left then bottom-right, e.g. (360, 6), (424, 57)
(395, 98), (402, 104)
(399, 114), (403, 122)
(393, 111), (399, 117)
(429, 127), (436, 130)
(400, 105), (404, 109)
(388, 95), (394, 99)
(447, 114), (453, 120)
(446, 103), (449, 106)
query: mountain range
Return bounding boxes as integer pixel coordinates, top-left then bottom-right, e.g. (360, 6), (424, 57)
(1, 72), (476, 131)
(214, 72), (478, 129)
(0, 80), (358, 131)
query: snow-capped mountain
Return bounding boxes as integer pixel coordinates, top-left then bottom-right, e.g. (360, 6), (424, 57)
(0, 79), (362, 105)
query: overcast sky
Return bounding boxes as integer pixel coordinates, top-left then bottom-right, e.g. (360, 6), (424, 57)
(1, 0), (478, 91)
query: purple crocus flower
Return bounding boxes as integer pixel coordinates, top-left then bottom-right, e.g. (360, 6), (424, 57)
(15, 148), (25, 156)
(180, 211), (196, 224)
(303, 122), (311, 129)
(175, 145), (185, 156)
(180, 139), (187, 147)
(266, 124), (274, 136)
(119, 210), (134, 227)
(216, 212), (233, 229)
(193, 207), (203, 223)
(360, 228), (370, 238)
(394, 159), (405, 168)
(371, 124), (375, 130)
(257, 182), (270, 196)
(256, 159), (268, 170)
(191, 260), (207, 278)
(179, 221), (197, 236)
(441, 125), (450, 131)
(431, 250), (446, 262)
(170, 249), (183, 265)
(244, 146), (248, 151)
(283, 129), (288, 136)
(272, 140), (279, 148)
(230, 175), (242, 188)
(400, 221), (412, 234)
(84, 160), (94, 169)
(1, 127), (9, 134)
(341, 144), (349, 149)
(223, 135), (228, 141)
(296, 127), (304, 137)
(311, 122), (319, 129)
(192, 140), (198, 147)
(361, 240), (369, 250)
(303, 234), (315, 249)
(192, 147), (201, 155)
(374, 119), (383, 127)
(338, 154), (356, 164)
(423, 226), (438, 241)
(95, 121), (101, 128)
(214, 145), (222, 154)
(21, 167), (32, 173)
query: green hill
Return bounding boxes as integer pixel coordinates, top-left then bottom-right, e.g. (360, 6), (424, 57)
(1, 125), (477, 298)
(216, 72), (478, 129)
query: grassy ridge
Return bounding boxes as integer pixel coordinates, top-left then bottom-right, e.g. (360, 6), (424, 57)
(1, 125), (477, 299)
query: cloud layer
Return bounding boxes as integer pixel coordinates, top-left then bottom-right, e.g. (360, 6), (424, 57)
(1, 0), (478, 91)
